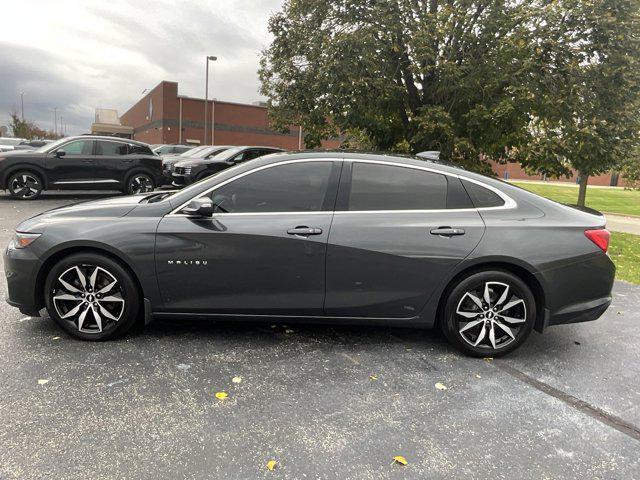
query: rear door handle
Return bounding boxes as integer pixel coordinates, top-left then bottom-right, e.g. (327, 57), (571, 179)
(287, 226), (323, 236)
(430, 227), (465, 237)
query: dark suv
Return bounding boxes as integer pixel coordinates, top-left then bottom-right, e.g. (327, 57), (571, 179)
(0, 136), (162, 199)
(172, 146), (284, 186)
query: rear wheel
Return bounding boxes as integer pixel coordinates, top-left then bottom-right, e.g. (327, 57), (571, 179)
(440, 270), (536, 357)
(125, 173), (155, 195)
(44, 253), (141, 341)
(7, 171), (43, 199)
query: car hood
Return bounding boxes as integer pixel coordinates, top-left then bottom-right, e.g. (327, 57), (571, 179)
(16, 195), (147, 232)
(0, 149), (41, 158)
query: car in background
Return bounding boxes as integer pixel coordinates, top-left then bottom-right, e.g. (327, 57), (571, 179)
(160, 145), (232, 185)
(172, 146), (285, 186)
(14, 139), (54, 151)
(0, 137), (27, 152)
(152, 144), (193, 156)
(0, 135), (162, 199)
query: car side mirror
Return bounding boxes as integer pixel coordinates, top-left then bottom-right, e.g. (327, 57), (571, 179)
(225, 158), (236, 164)
(182, 197), (214, 217)
(55, 150), (66, 158)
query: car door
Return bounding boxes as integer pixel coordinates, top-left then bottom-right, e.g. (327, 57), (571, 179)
(46, 139), (97, 185)
(324, 160), (486, 318)
(94, 139), (133, 185)
(155, 160), (342, 314)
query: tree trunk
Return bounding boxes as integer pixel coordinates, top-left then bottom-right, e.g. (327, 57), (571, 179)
(577, 172), (589, 207)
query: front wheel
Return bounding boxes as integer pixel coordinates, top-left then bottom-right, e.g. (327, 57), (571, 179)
(7, 171), (44, 199)
(440, 270), (536, 357)
(125, 173), (155, 195)
(44, 253), (141, 340)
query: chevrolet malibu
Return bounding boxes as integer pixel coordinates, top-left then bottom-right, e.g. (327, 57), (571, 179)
(4, 152), (615, 356)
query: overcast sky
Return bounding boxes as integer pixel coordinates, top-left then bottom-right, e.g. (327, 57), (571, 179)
(0, 0), (284, 136)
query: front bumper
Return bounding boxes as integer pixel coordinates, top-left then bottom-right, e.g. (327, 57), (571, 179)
(4, 244), (42, 316)
(171, 172), (193, 187)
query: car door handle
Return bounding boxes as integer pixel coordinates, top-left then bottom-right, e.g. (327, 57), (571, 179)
(287, 226), (323, 236)
(430, 227), (465, 237)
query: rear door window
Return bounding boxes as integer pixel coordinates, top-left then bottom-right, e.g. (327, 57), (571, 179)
(96, 141), (129, 156)
(347, 163), (448, 211)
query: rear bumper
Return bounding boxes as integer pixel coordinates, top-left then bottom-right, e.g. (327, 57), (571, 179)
(537, 252), (615, 329)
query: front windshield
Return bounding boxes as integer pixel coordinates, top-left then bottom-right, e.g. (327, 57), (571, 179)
(180, 146), (208, 158)
(153, 145), (172, 154)
(35, 137), (69, 153)
(209, 147), (243, 161)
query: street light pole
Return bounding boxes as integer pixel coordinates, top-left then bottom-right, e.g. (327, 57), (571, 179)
(54, 107), (58, 137)
(20, 92), (25, 121)
(204, 55), (217, 145)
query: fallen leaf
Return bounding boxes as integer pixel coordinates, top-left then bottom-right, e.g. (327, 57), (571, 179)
(369, 374), (378, 381)
(52, 336), (61, 340)
(393, 455), (408, 466)
(266, 460), (277, 471)
(215, 391), (228, 400)
(232, 376), (242, 384)
(37, 379), (50, 385)
(435, 382), (447, 390)
(484, 357), (494, 361)
(284, 329), (294, 334)
(475, 374), (481, 379)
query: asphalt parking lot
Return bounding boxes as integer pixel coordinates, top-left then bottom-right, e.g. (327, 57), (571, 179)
(1, 191), (639, 480)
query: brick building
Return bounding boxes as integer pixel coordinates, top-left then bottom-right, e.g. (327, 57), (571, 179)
(490, 161), (627, 187)
(120, 81), (341, 150)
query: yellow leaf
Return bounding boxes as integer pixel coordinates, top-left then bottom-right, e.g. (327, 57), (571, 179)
(232, 376), (242, 384)
(52, 336), (61, 340)
(435, 382), (447, 390)
(37, 379), (50, 385)
(285, 329), (294, 334)
(484, 357), (494, 361)
(266, 460), (277, 471)
(215, 391), (228, 400)
(475, 374), (482, 379)
(393, 455), (408, 466)
(369, 374), (378, 381)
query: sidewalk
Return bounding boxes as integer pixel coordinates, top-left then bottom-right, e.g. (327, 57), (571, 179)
(605, 213), (640, 235)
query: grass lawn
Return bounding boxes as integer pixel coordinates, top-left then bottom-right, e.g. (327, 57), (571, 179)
(609, 232), (640, 284)
(511, 181), (640, 217)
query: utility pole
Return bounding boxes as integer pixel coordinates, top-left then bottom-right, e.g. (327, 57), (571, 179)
(20, 92), (25, 120)
(204, 55), (217, 145)
(54, 108), (58, 137)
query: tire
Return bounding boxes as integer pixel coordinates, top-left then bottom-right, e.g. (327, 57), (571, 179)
(440, 270), (536, 357)
(44, 252), (141, 341)
(125, 172), (155, 195)
(7, 171), (44, 200)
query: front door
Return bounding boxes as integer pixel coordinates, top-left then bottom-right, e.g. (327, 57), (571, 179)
(325, 161), (486, 318)
(155, 160), (341, 314)
(46, 139), (97, 186)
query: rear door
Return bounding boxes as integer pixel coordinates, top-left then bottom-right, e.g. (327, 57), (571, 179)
(324, 160), (486, 318)
(155, 160), (341, 314)
(94, 139), (133, 185)
(46, 139), (97, 185)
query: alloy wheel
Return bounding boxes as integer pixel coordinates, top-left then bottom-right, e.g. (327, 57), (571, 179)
(10, 174), (42, 198)
(129, 175), (154, 194)
(455, 281), (526, 350)
(52, 264), (125, 334)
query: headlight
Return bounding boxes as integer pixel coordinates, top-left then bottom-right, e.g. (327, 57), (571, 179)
(10, 232), (41, 249)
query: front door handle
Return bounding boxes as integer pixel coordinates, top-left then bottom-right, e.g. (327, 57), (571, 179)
(287, 226), (323, 236)
(430, 227), (465, 237)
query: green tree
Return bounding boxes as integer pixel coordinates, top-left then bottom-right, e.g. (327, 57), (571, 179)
(260, 0), (640, 205)
(9, 111), (61, 140)
(519, 0), (640, 205)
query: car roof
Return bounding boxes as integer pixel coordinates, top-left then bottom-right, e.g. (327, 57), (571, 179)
(70, 135), (151, 147)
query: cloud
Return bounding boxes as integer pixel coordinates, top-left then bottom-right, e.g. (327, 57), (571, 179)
(0, 0), (284, 136)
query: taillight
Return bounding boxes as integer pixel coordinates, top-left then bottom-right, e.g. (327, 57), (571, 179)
(584, 229), (610, 253)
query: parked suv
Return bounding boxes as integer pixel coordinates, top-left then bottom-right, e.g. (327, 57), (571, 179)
(0, 136), (162, 199)
(152, 144), (193, 156)
(160, 145), (231, 186)
(172, 146), (285, 186)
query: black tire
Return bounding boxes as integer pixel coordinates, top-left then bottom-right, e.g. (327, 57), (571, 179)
(44, 252), (141, 341)
(7, 171), (44, 200)
(125, 172), (155, 195)
(440, 270), (536, 357)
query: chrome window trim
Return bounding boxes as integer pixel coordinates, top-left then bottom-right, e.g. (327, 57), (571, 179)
(167, 157), (517, 217)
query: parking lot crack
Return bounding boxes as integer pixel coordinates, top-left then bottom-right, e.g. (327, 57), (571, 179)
(493, 361), (640, 443)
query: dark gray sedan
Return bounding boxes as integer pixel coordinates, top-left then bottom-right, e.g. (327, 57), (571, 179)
(3, 151), (615, 356)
